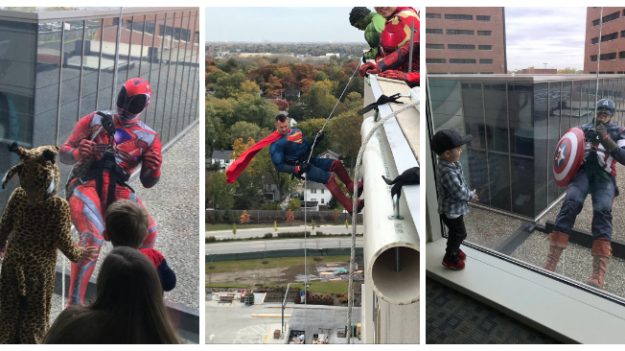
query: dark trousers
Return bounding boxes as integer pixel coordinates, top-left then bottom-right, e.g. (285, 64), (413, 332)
(441, 214), (467, 260)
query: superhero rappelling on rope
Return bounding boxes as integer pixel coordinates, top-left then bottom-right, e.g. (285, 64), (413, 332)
(226, 114), (364, 215)
(60, 77), (162, 305)
(357, 7), (420, 87)
(546, 98), (625, 288)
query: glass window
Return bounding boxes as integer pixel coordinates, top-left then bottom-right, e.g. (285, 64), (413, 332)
(426, 28), (443, 34)
(426, 13), (441, 19)
(426, 58), (446, 64)
(478, 45), (492, 50)
(480, 59), (493, 64)
(448, 44), (475, 50)
(426, 43), (444, 49)
(477, 30), (492, 36)
(476, 15), (490, 21)
(447, 29), (474, 35)
(444, 14), (472, 20)
(449, 58), (476, 64)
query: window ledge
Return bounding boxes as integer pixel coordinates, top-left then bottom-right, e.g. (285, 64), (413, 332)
(427, 238), (625, 343)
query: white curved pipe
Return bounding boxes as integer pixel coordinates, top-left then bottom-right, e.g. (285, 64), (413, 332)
(361, 116), (420, 305)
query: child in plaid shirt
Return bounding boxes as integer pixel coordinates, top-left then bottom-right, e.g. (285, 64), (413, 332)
(431, 129), (478, 270)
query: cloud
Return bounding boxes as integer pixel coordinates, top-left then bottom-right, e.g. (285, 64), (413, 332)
(505, 7), (586, 70)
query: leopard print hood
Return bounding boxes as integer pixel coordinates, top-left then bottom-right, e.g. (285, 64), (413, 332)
(2, 142), (61, 203)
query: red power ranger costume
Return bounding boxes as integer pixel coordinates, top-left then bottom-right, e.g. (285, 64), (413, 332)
(60, 77), (162, 305)
(358, 7), (420, 87)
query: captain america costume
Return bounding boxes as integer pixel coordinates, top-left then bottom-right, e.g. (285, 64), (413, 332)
(60, 77), (162, 305)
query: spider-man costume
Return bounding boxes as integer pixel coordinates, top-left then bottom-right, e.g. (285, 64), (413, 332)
(60, 77), (162, 305)
(358, 7), (420, 87)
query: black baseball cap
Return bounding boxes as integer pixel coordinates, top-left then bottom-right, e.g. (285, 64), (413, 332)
(431, 129), (472, 155)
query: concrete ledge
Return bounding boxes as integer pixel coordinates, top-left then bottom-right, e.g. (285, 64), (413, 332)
(427, 238), (625, 343)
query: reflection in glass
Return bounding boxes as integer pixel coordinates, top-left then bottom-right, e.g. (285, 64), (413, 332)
(429, 75), (625, 219)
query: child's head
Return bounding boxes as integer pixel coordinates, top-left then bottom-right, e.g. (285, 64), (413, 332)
(104, 200), (148, 248)
(94, 247), (179, 343)
(431, 129), (472, 162)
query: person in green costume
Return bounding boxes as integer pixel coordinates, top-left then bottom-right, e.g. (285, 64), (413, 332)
(349, 7), (386, 62)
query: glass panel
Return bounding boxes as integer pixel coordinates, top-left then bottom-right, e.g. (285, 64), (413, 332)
(96, 17), (119, 111)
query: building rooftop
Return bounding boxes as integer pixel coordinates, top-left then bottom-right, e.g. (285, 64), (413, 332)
(0, 7), (193, 22)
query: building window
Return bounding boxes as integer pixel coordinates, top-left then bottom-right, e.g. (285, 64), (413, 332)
(620, 51), (625, 59)
(593, 11), (620, 26)
(426, 58), (446, 63)
(591, 55), (598, 62)
(591, 37), (599, 44)
(321, 198), (325, 204)
(444, 14), (473, 20)
(476, 15), (491, 21)
(426, 43), (445, 49)
(480, 58), (493, 64)
(311, 189), (317, 194)
(601, 52), (617, 60)
(321, 189), (324, 194)
(449, 58), (477, 64)
(426, 13), (441, 19)
(478, 45), (493, 50)
(621, 30), (625, 38)
(447, 29), (474, 35)
(601, 32), (618, 42)
(448, 44), (475, 50)
(477, 30), (492, 36)
(426, 28), (443, 34)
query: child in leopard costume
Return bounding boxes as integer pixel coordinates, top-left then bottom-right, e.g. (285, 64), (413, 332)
(0, 143), (93, 343)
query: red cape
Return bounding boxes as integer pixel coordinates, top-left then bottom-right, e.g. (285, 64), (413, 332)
(226, 131), (282, 183)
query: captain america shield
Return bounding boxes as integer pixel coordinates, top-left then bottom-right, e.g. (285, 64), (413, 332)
(553, 127), (585, 187)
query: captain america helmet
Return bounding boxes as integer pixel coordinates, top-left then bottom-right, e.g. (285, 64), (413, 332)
(596, 98), (615, 117)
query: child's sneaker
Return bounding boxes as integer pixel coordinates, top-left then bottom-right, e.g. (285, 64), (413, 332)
(442, 255), (465, 270)
(458, 249), (466, 261)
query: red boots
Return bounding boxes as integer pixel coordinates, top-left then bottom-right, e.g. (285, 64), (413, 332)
(586, 238), (612, 289)
(544, 231), (569, 271)
(325, 175), (363, 214)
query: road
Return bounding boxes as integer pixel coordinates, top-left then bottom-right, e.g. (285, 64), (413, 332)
(206, 237), (363, 255)
(206, 224), (363, 240)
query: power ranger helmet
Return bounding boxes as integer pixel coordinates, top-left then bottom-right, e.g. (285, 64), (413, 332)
(116, 77), (152, 121)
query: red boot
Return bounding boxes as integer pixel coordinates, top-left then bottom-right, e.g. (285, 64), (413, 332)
(325, 175), (364, 214)
(586, 238), (612, 289)
(544, 231), (569, 272)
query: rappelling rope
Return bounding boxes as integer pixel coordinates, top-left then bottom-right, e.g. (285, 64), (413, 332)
(345, 101), (417, 344)
(594, 7), (604, 127)
(62, 7), (124, 310)
(300, 62), (359, 312)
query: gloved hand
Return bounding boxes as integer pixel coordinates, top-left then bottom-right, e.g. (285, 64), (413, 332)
(315, 131), (325, 143)
(295, 161), (311, 177)
(99, 112), (116, 137)
(597, 123), (618, 152)
(358, 61), (379, 77)
(585, 128), (601, 144)
(378, 70), (408, 80)
(142, 152), (162, 172)
(78, 139), (95, 160)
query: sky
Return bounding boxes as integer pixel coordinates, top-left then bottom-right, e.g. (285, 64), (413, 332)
(205, 7), (363, 42)
(505, 7), (586, 71)
(206, 6), (589, 71)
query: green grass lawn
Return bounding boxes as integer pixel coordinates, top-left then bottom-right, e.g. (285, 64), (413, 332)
(205, 255), (350, 274)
